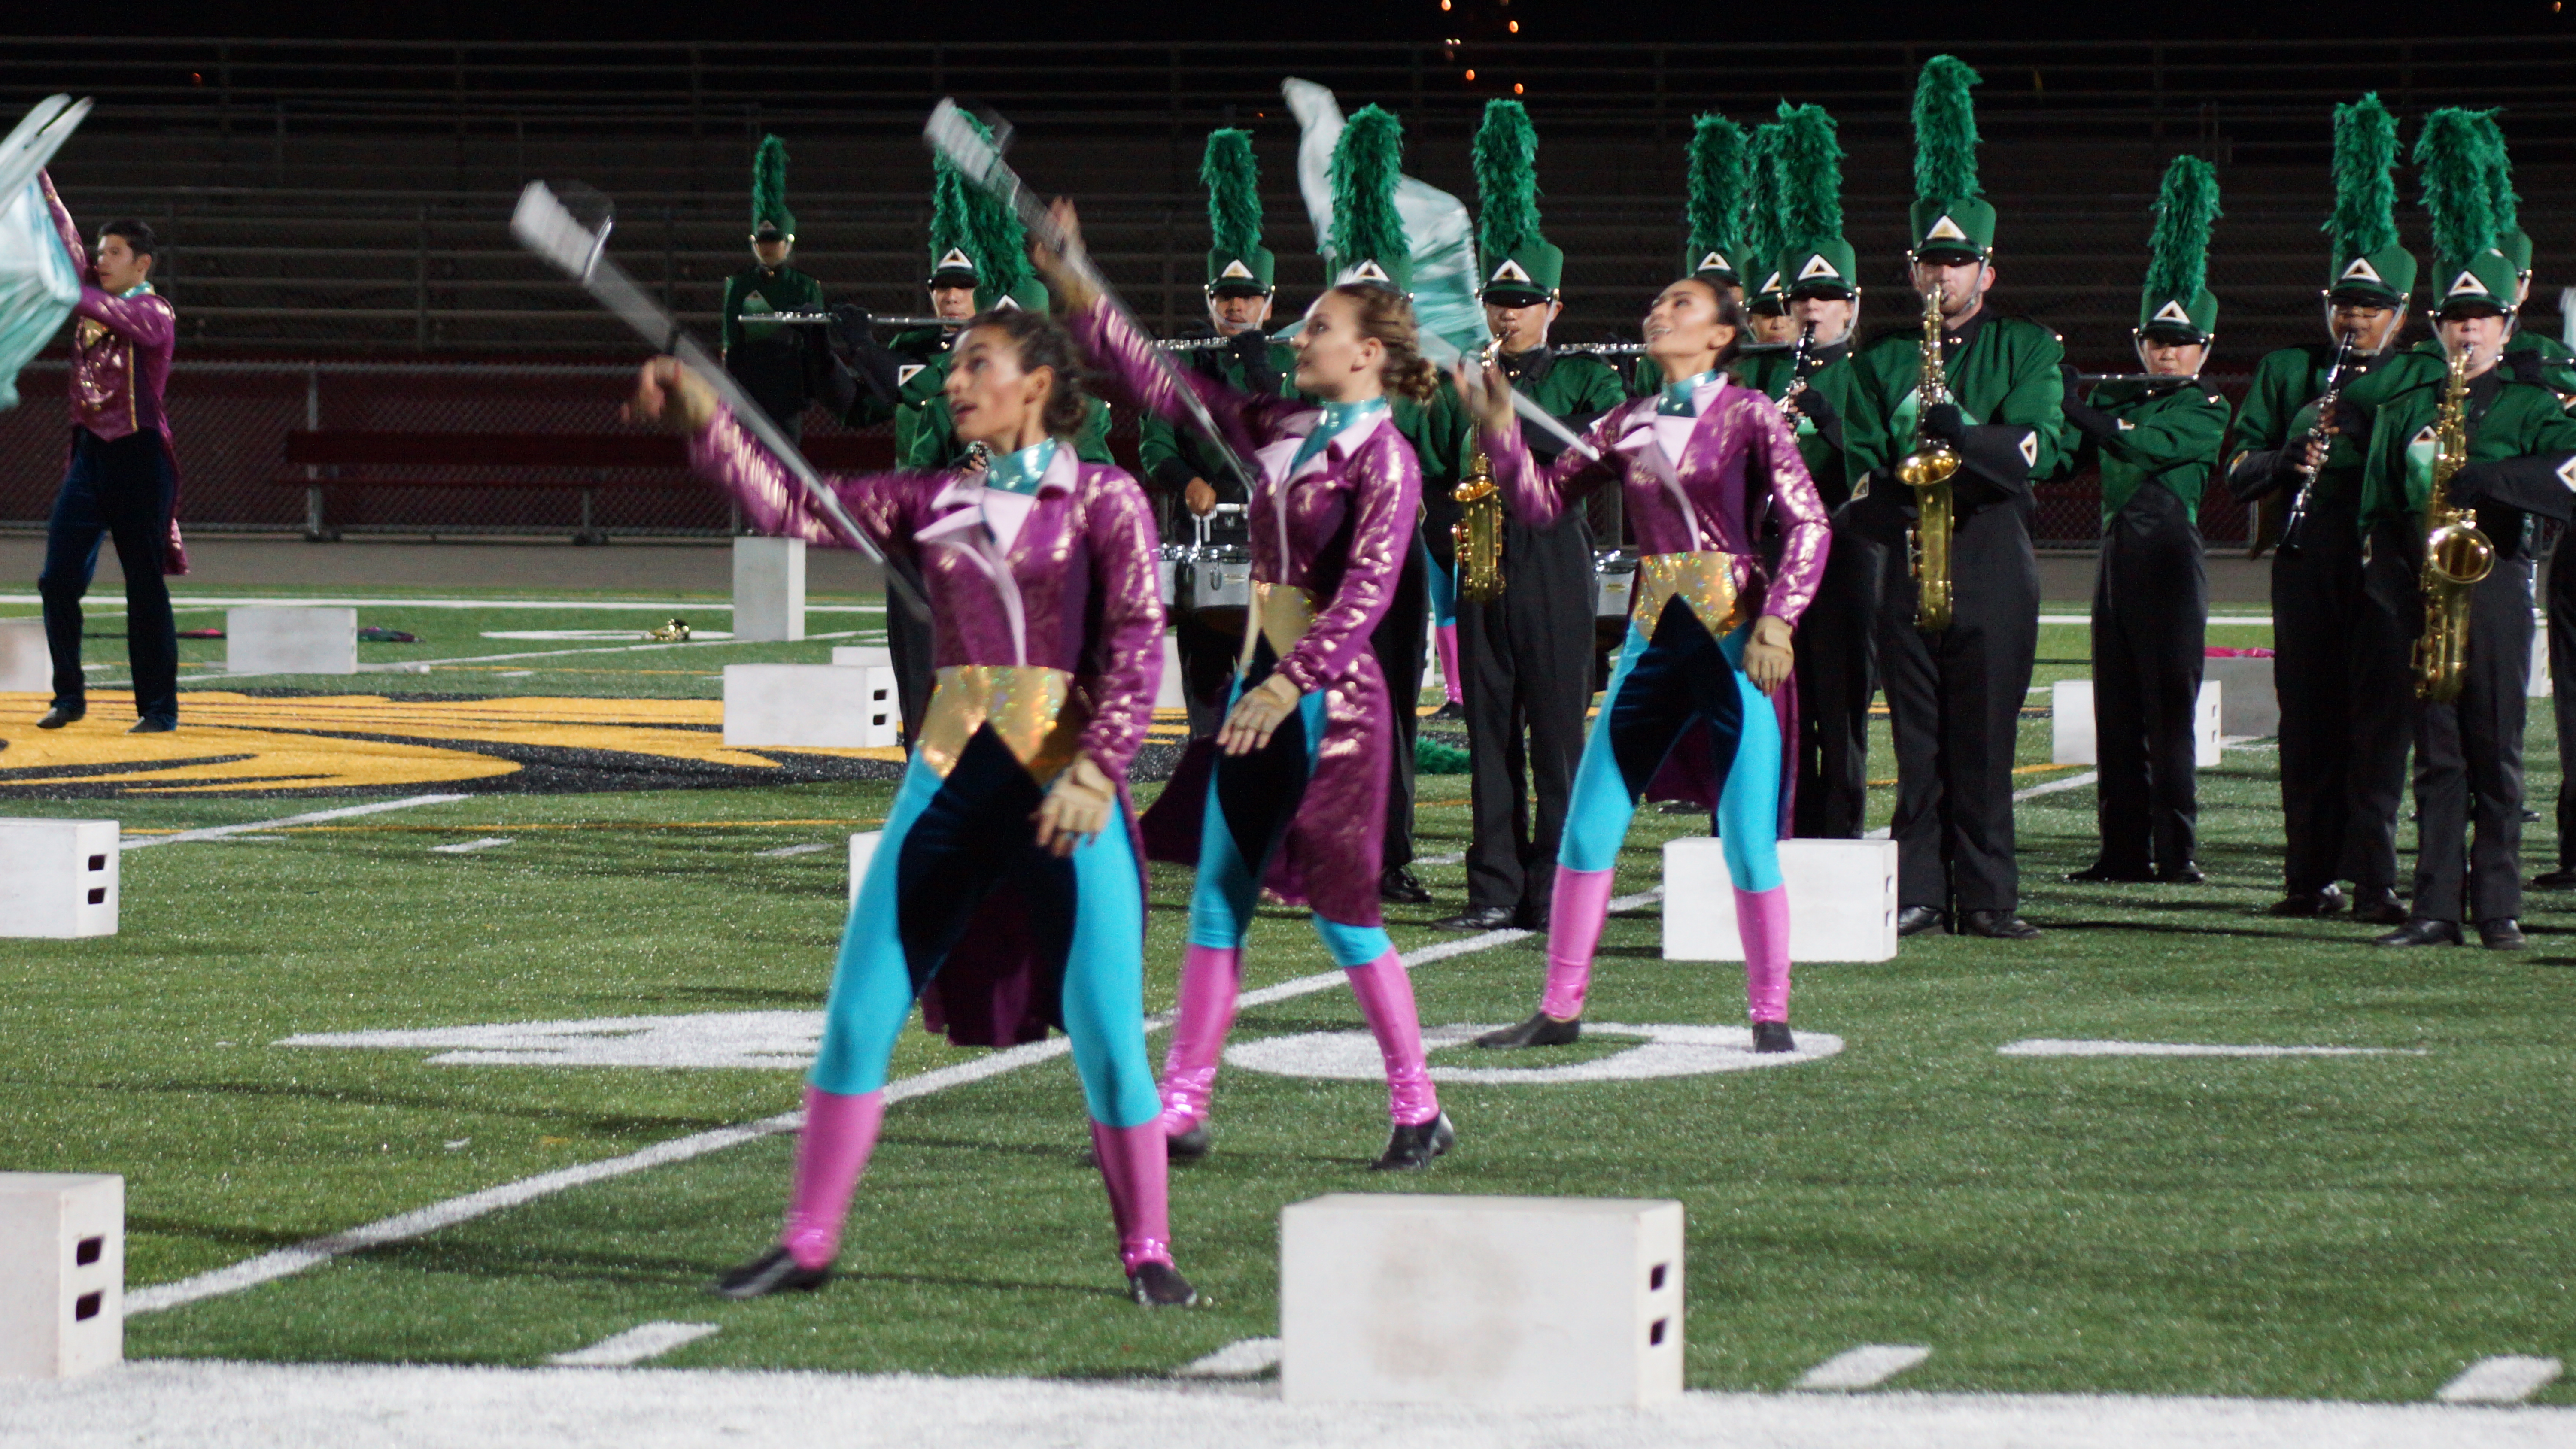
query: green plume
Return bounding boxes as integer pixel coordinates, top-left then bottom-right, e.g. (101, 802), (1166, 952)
(2144, 155), (2221, 303)
(1739, 122), (1784, 282)
(2470, 109), (2518, 236)
(1773, 101), (1843, 245)
(928, 112), (1027, 292)
(1911, 54), (1982, 205)
(1684, 113), (1745, 262)
(2326, 93), (2400, 255)
(929, 148), (971, 262)
(1202, 129), (1263, 258)
(751, 133), (794, 234)
(1328, 104), (1407, 271)
(1472, 99), (1542, 261)
(2415, 106), (2498, 264)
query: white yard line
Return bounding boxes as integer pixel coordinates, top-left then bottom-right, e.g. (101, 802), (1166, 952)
(1865, 770), (2099, 839)
(428, 837), (514, 855)
(0, 595), (887, 612)
(753, 843), (832, 858)
(157, 630), (872, 685)
(1999, 1041), (2427, 1059)
(121, 794), (471, 852)
(1174, 1338), (1284, 1379)
(544, 1322), (721, 1369)
(2437, 1356), (2563, 1404)
(1795, 1344), (1934, 1391)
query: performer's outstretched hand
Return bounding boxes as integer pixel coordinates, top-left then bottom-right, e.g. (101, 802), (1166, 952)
(626, 357), (715, 433)
(1744, 615), (1795, 695)
(1218, 673), (1300, 757)
(1033, 753), (1117, 857)
(1453, 358), (1513, 433)
(1029, 198), (1100, 312)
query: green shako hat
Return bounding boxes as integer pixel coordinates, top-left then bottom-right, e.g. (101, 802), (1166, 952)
(2472, 111), (2533, 279)
(751, 134), (795, 243)
(2418, 107), (2516, 315)
(1201, 129), (1275, 296)
(1774, 102), (1855, 299)
(1473, 100), (1561, 306)
(2324, 94), (2415, 307)
(1327, 105), (1412, 293)
(1741, 121), (1787, 315)
(2138, 155), (2221, 341)
(1683, 114), (1746, 287)
(926, 112), (1037, 309)
(1909, 55), (1994, 261)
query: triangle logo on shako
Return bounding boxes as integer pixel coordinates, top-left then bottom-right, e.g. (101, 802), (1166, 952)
(1797, 253), (1838, 281)
(1759, 270), (1783, 294)
(2448, 271), (2488, 297)
(1493, 258), (1533, 284)
(1350, 259), (1391, 283)
(2339, 256), (2382, 285)
(1696, 250), (1731, 274)
(896, 364), (925, 386)
(1926, 215), (1971, 243)
(2152, 300), (2193, 325)
(936, 247), (976, 274)
(1219, 258), (1257, 281)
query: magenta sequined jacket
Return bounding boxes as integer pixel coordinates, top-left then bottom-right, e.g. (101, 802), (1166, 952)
(687, 406), (1166, 780)
(40, 173), (176, 446)
(1487, 376), (1829, 626)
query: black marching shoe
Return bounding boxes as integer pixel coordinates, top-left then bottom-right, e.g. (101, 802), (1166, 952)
(2269, 885), (2346, 917)
(1379, 867), (1431, 905)
(1959, 909), (2041, 940)
(1474, 1012), (1580, 1049)
(2351, 886), (2409, 926)
(1895, 906), (1950, 937)
(36, 704), (82, 730)
(1514, 899), (1550, 931)
(2157, 861), (2205, 885)
(2373, 917), (2462, 948)
(128, 716), (176, 734)
(2533, 867), (2576, 889)
(2066, 860), (2155, 883)
(1128, 1260), (1200, 1307)
(1430, 700), (1467, 722)
(1750, 1020), (1796, 1055)
(1435, 905), (1518, 932)
(1372, 1113), (1455, 1170)
(710, 1246), (832, 1299)
(1166, 1121), (1212, 1163)
(2479, 918), (2527, 951)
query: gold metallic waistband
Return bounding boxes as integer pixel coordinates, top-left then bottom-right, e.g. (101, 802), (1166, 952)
(1237, 581), (1317, 670)
(917, 665), (1086, 781)
(1633, 551), (1745, 634)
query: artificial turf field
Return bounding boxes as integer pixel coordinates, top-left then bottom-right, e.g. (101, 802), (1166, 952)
(4, 581), (2575, 1406)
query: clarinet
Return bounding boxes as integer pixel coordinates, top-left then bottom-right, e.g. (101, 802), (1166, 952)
(1778, 322), (1818, 419)
(2277, 330), (2358, 560)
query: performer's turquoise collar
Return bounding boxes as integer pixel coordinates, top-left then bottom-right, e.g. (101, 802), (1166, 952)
(1293, 396), (1388, 470)
(118, 281), (155, 299)
(1656, 370), (1722, 417)
(982, 437), (1058, 496)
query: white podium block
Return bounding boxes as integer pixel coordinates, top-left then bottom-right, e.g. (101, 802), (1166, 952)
(226, 606), (356, 676)
(722, 664), (893, 749)
(2533, 626), (2552, 699)
(2200, 655), (2280, 737)
(825, 647), (902, 748)
(0, 616), (47, 693)
(0, 819), (119, 938)
(2051, 678), (2221, 767)
(732, 536), (806, 643)
(848, 830), (882, 910)
(1661, 837), (1896, 963)
(1157, 633), (1186, 709)
(0, 1173), (122, 1380)
(1281, 1193), (1683, 1406)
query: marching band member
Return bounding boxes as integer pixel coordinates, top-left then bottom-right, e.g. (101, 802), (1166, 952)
(720, 136), (831, 446)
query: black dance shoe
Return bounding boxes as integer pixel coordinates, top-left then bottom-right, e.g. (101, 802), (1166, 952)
(710, 1246), (832, 1299)
(1128, 1260), (1200, 1307)
(1895, 906), (1950, 937)
(2156, 861), (2205, 885)
(36, 705), (82, 730)
(128, 716), (176, 734)
(1166, 1121), (1212, 1162)
(2351, 886), (2409, 926)
(1371, 1113), (1455, 1170)
(1959, 910), (2041, 940)
(1474, 1013), (1580, 1049)
(2478, 918), (2527, 951)
(1435, 905), (1517, 931)
(2533, 867), (2576, 890)
(1751, 1021), (1796, 1054)
(2373, 917), (2462, 948)
(1379, 867), (1432, 905)
(2268, 885), (2345, 917)
(1430, 700), (1466, 722)
(2066, 860), (2155, 883)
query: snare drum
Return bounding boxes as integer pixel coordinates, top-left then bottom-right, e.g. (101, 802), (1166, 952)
(1593, 549), (1639, 620)
(1180, 546), (1255, 634)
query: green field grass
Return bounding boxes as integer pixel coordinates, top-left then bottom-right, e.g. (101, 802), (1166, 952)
(5, 589), (2574, 1401)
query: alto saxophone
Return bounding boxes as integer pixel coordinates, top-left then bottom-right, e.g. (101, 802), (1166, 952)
(1895, 285), (1960, 631)
(1452, 336), (1507, 602)
(2412, 346), (2495, 703)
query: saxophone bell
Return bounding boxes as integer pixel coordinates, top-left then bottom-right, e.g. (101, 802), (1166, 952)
(2413, 345), (2496, 703)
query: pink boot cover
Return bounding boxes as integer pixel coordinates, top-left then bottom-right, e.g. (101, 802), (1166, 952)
(781, 1086), (886, 1270)
(1345, 950), (1441, 1126)
(1157, 943), (1242, 1134)
(1735, 885), (1792, 1023)
(1539, 866), (1618, 1020)
(1089, 1119), (1176, 1270)
(1436, 623), (1465, 705)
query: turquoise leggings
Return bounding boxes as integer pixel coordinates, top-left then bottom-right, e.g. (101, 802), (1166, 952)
(809, 753), (1160, 1128)
(1185, 680), (1396, 968)
(1422, 537), (1458, 629)
(1560, 618), (1783, 892)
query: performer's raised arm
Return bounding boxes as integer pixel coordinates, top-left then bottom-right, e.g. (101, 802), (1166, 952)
(631, 357), (911, 556)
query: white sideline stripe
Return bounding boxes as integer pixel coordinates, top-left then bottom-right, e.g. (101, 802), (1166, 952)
(1864, 770), (2101, 839)
(2438, 1356), (2563, 1404)
(753, 843), (832, 858)
(121, 793), (471, 851)
(1999, 1040), (2428, 1058)
(2038, 613), (2274, 625)
(429, 837), (514, 855)
(544, 1322), (720, 1368)
(1416, 850), (1465, 866)
(0, 595), (889, 612)
(125, 901), (1621, 1316)
(173, 630), (872, 683)
(1796, 1343), (1933, 1391)
(1174, 1337), (1283, 1378)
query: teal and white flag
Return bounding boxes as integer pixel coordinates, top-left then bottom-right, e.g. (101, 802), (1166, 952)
(1280, 77), (1489, 364)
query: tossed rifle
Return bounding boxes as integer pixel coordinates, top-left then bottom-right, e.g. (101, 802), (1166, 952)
(510, 181), (926, 616)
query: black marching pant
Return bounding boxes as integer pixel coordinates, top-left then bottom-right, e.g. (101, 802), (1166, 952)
(1877, 503), (2041, 915)
(1458, 515), (1595, 912)
(1370, 531), (1431, 872)
(39, 428), (179, 721)
(2406, 557), (2534, 924)
(2274, 536), (2409, 896)
(2089, 485), (2206, 872)
(883, 555), (936, 746)
(1173, 609), (1242, 740)
(2547, 527), (2576, 868)
(1792, 526), (1884, 839)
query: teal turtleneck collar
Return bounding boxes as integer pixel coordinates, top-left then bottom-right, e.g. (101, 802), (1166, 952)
(1656, 370), (1723, 418)
(1293, 395), (1390, 470)
(981, 437), (1059, 496)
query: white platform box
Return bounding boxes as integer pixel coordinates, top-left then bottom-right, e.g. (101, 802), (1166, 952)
(2533, 626), (2552, 699)
(0, 819), (118, 939)
(2199, 655), (2280, 737)
(2051, 678), (2222, 767)
(1157, 633), (1186, 710)
(826, 647), (902, 748)
(1661, 837), (1896, 963)
(226, 606), (356, 676)
(732, 536), (806, 643)
(722, 664), (894, 749)
(1281, 1193), (1683, 1407)
(0, 1173), (122, 1380)
(847, 829), (882, 910)
(0, 615), (46, 693)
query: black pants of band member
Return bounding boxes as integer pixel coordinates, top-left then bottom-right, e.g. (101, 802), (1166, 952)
(1369, 527), (1430, 871)
(1458, 515), (1593, 913)
(2089, 485), (2207, 872)
(2547, 526), (2576, 868)
(1877, 501), (2041, 915)
(1792, 527), (1884, 840)
(39, 427), (179, 722)
(2408, 556), (2534, 924)
(2272, 528), (2411, 896)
